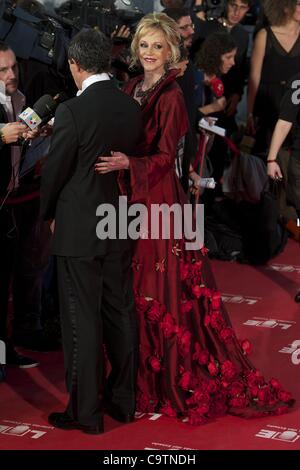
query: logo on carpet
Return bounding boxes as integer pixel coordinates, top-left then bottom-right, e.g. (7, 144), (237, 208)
(256, 425), (300, 443)
(279, 340), (300, 365)
(266, 264), (300, 274)
(244, 317), (295, 330)
(143, 442), (196, 450)
(0, 420), (52, 439)
(222, 294), (261, 305)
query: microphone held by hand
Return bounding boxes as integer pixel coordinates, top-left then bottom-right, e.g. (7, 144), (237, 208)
(18, 93), (67, 130)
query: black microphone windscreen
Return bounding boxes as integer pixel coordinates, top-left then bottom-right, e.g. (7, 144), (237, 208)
(33, 94), (57, 120)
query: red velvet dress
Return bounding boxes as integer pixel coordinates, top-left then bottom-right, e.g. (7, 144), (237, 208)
(122, 70), (293, 424)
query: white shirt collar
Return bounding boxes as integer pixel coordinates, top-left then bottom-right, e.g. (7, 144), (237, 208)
(76, 73), (110, 96)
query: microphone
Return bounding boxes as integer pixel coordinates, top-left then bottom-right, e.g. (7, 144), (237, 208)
(189, 177), (216, 189)
(18, 93), (67, 130)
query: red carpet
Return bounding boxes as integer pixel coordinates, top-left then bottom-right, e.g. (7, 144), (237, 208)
(0, 239), (299, 450)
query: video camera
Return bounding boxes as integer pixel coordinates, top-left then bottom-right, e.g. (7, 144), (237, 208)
(56, 0), (143, 37)
(193, 0), (226, 19)
(0, 0), (73, 72)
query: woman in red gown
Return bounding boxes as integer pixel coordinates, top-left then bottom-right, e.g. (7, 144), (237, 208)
(95, 13), (293, 424)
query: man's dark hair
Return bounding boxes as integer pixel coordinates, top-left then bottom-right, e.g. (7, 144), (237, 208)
(0, 41), (12, 53)
(68, 29), (112, 74)
(196, 32), (236, 75)
(163, 7), (190, 23)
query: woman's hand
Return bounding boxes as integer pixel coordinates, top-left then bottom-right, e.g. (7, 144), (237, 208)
(94, 151), (129, 174)
(49, 220), (55, 234)
(111, 24), (131, 40)
(189, 171), (201, 196)
(267, 161), (283, 181)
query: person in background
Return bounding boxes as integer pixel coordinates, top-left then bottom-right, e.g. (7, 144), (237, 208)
(247, 0), (300, 155)
(267, 74), (300, 303)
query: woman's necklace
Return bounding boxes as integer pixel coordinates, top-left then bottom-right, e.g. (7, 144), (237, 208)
(135, 73), (167, 104)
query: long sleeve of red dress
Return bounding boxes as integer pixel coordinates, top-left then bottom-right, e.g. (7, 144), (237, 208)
(123, 73), (189, 203)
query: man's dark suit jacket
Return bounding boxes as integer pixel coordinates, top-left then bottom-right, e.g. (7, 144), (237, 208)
(40, 80), (142, 257)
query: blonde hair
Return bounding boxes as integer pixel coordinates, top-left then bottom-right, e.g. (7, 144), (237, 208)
(130, 13), (181, 69)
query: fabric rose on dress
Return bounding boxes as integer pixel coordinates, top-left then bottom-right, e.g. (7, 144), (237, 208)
(146, 300), (165, 322)
(229, 395), (249, 408)
(186, 387), (210, 407)
(211, 291), (221, 310)
(220, 360), (238, 382)
(192, 343), (210, 365)
(180, 299), (193, 315)
(269, 378), (282, 391)
(210, 311), (226, 331)
(148, 356), (161, 373)
(219, 327), (234, 343)
(239, 339), (253, 355)
(192, 285), (202, 299)
(246, 370), (265, 388)
(277, 390), (293, 403)
(190, 261), (202, 285)
(178, 369), (192, 391)
(257, 386), (278, 407)
(159, 313), (177, 338)
(180, 261), (190, 281)
(208, 359), (219, 377)
(135, 295), (149, 314)
(201, 286), (212, 299)
(177, 327), (191, 357)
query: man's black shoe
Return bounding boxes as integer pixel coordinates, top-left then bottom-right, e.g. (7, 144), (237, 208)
(48, 412), (103, 435)
(295, 291), (300, 303)
(6, 348), (39, 369)
(105, 402), (135, 423)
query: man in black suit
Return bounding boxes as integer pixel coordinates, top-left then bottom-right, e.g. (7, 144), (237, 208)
(40, 30), (142, 434)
